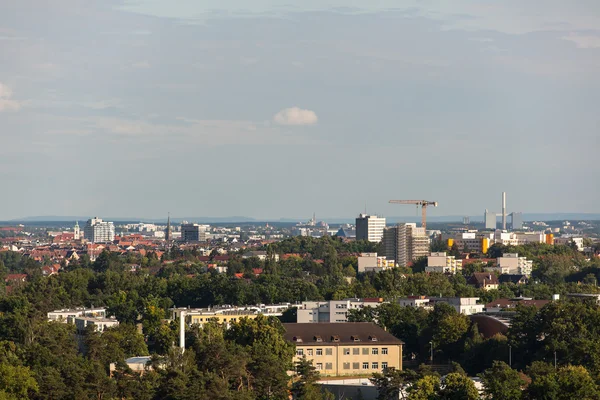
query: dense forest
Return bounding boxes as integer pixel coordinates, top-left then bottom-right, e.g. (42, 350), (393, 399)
(1, 236), (600, 398)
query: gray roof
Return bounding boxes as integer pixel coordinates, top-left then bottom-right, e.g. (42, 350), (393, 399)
(283, 323), (403, 345)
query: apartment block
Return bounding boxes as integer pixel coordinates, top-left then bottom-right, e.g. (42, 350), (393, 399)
(492, 253), (533, 276)
(171, 303), (291, 328)
(48, 307), (107, 323)
(425, 252), (463, 274)
(355, 214), (386, 243)
(382, 223), (429, 267)
(357, 253), (394, 272)
(284, 323), (403, 377)
(181, 224), (209, 242)
(297, 298), (384, 323)
(84, 217), (115, 243)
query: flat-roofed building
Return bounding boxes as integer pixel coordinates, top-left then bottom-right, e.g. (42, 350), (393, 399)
(74, 316), (119, 333)
(171, 303), (291, 328)
(47, 307), (107, 323)
(356, 214), (386, 243)
(425, 252), (463, 274)
(284, 322), (403, 377)
(297, 298), (384, 323)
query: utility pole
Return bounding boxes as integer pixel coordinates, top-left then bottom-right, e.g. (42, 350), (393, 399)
(509, 344), (512, 367)
(430, 341), (433, 364)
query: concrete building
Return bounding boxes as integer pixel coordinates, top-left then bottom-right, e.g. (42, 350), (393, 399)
(357, 253), (394, 273)
(74, 316), (119, 333)
(171, 303), (291, 328)
(181, 223), (209, 242)
(382, 223), (429, 267)
(425, 252), (463, 274)
(397, 296), (483, 315)
(554, 237), (584, 251)
(109, 356), (153, 375)
(510, 212), (523, 230)
(484, 210), (496, 230)
(48, 307), (107, 323)
(493, 253), (533, 276)
(441, 232), (494, 254)
(284, 323), (403, 377)
(84, 217), (115, 243)
(297, 298), (384, 323)
(355, 214), (386, 243)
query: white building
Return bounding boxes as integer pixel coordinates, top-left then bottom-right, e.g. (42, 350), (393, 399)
(425, 252), (463, 274)
(355, 214), (386, 243)
(74, 316), (119, 333)
(84, 217), (115, 243)
(357, 253), (394, 273)
(382, 223), (429, 267)
(397, 296), (431, 308)
(297, 298), (384, 323)
(493, 253), (533, 276)
(554, 237), (584, 251)
(397, 297), (483, 315)
(48, 307), (107, 323)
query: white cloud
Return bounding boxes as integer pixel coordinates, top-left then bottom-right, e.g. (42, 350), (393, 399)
(0, 82), (22, 112)
(562, 33), (600, 49)
(132, 61), (151, 69)
(273, 107), (318, 126)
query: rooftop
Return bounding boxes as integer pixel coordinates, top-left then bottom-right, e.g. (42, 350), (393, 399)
(283, 323), (403, 345)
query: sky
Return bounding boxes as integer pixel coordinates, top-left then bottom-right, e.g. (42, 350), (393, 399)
(0, 1), (599, 221)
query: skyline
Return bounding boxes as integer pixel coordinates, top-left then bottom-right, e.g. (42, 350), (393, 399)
(1, 1), (599, 220)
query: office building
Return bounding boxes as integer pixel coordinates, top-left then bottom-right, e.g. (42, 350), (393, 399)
(284, 322), (403, 377)
(510, 212), (523, 230)
(484, 209), (496, 230)
(84, 217), (115, 243)
(297, 298), (384, 323)
(181, 223), (208, 242)
(355, 214), (386, 243)
(425, 252), (463, 274)
(382, 223), (429, 267)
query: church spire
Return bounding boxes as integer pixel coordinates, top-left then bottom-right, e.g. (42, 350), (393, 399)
(165, 212), (172, 241)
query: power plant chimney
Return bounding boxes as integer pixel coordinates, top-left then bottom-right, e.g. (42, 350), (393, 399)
(502, 192), (507, 230)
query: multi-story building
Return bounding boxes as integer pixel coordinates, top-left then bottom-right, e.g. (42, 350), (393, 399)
(284, 322), (403, 377)
(171, 303), (291, 328)
(492, 253), (533, 276)
(382, 223), (429, 267)
(355, 214), (386, 243)
(357, 253), (394, 272)
(74, 316), (119, 333)
(48, 307), (107, 323)
(297, 298), (384, 323)
(425, 252), (463, 274)
(397, 296), (483, 315)
(84, 217), (115, 243)
(554, 237), (584, 251)
(484, 210), (497, 230)
(181, 223), (209, 242)
(510, 212), (523, 230)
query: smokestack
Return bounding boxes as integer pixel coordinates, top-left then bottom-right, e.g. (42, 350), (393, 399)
(179, 310), (186, 352)
(502, 192), (507, 230)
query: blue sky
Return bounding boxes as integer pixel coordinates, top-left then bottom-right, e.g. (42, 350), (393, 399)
(0, 1), (598, 220)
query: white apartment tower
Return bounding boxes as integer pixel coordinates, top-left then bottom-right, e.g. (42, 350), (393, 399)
(355, 214), (386, 242)
(84, 217), (115, 243)
(382, 223), (429, 267)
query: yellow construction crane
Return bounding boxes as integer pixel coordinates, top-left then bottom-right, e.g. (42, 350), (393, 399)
(388, 200), (438, 230)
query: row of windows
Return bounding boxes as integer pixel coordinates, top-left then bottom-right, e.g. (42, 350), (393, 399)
(342, 362), (388, 370)
(296, 348), (388, 356)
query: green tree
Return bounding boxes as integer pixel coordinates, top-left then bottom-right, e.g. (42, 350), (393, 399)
(480, 361), (525, 400)
(438, 372), (478, 400)
(0, 362), (38, 399)
(408, 375), (440, 400)
(370, 367), (419, 400)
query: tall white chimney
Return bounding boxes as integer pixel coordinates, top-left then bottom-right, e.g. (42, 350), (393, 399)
(502, 192), (507, 230)
(179, 310), (186, 352)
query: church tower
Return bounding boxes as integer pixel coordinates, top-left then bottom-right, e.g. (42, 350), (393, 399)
(165, 213), (172, 241)
(73, 221), (80, 240)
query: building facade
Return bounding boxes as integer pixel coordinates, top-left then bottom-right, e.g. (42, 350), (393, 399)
(484, 210), (497, 230)
(493, 253), (533, 276)
(425, 252), (463, 274)
(84, 218), (115, 243)
(510, 212), (523, 230)
(357, 253), (394, 272)
(284, 323), (403, 377)
(181, 223), (208, 242)
(382, 223), (429, 267)
(297, 298), (384, 323)
(355, 214), (386, 243)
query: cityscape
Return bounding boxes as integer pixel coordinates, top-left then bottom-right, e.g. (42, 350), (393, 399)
(1, 1), (599, 400)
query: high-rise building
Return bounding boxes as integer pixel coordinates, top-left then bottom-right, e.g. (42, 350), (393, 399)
(355, 214), (386, 242)
(484, 209), (496, 230)
(510, 212), (523, 230)
(382, 223), (429, 267)
(84, 217), (115, 243)
(73, 221), (80, 240)
(181, 224), (208, 242)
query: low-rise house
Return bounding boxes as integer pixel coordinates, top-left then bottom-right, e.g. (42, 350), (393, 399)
(498, 274), (528, 285)
(74, 316), (119, 333)
(468, 273), (499, 291)
(109, 356), (153, 375)
(48, 307), (107, 323)
(284, 322), (403, 377)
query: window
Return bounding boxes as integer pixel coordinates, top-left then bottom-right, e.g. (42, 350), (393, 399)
(316, 363), (322, 370)
(316, 349), (323, 356)
(362, 362), (369, 370)
(307, 349), (313, 356)
(325, 363), (333, 370)
(314, 335), (322, 342)
(326, 348), (332, 356)
(382, 348), (388, 355)
(353, 348), (360, 355)
(372, 362), (378, 369)
(353, 363), (360, 370)
(362, 348), (369, 355)
(382, 362), (388, 370)
(372, 348), (379, 355)
(344, 348), (350, 355)
(296, 349), (304, 356)
(343, 362), (350, 370)
(351, 335), (360, 342)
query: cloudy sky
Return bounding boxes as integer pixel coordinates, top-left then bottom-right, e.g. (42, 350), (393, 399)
(1, 1), (598, 220)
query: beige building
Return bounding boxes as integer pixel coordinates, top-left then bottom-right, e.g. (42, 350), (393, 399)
(284, 323), (403, 377)
(425, 252), (463, 274)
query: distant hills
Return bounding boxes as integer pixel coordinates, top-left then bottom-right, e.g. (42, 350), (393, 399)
(4, 213), (600, 225)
